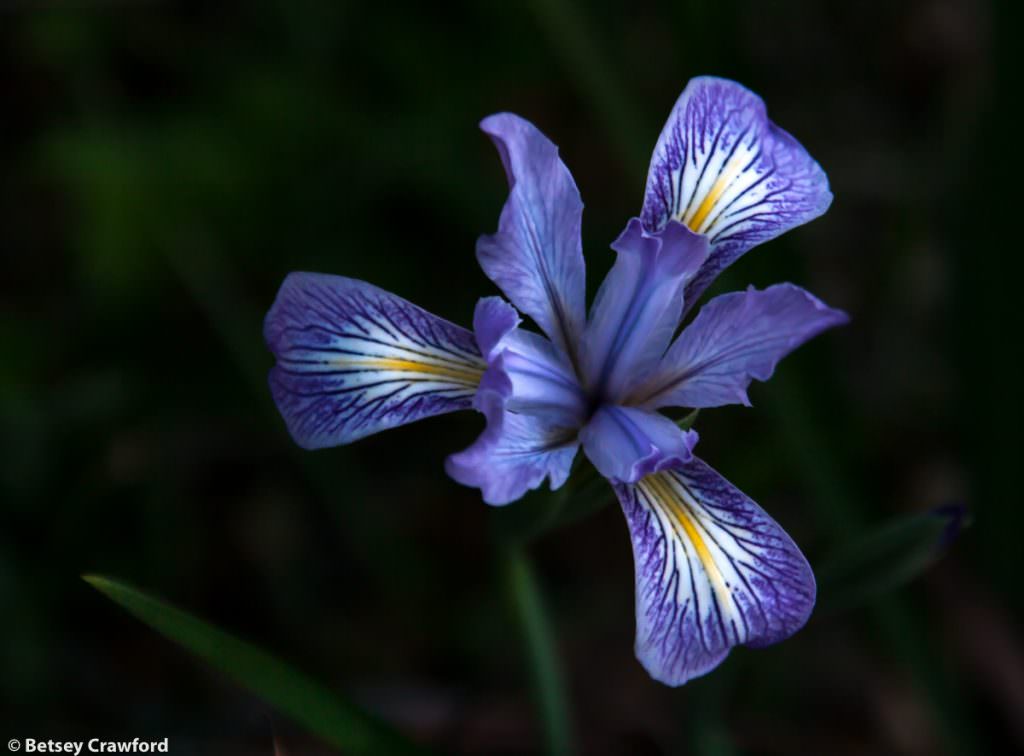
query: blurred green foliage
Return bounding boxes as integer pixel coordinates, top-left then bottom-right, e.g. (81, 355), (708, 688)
(84, 575), (434, 756)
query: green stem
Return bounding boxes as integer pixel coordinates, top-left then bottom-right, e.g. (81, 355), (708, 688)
(501, 545), (575, 756)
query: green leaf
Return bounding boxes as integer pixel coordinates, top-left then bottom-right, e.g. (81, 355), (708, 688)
(675, 408), (700, 431)
(815, 505), (968, 614)
(83, 575), (434, 756)
(490, 464), (615, 547)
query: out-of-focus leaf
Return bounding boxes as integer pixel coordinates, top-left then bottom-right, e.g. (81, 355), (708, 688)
(815, 505), (969, 614)
(540, 472), (616, 534)
(675, 408), (700, 430)
(83, 575), (434, 756)
(490, 462), (615, 547)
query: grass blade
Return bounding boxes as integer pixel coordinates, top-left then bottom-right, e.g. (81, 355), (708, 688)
(83, 575), (434, 756)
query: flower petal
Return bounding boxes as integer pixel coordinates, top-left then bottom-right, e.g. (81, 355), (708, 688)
(616, 457), (815, 686)
(473, 296), (521, 361)
(580, 405), (698, 484)
(581, 219), (709, 402)
(445, 356), (579, 506)
(265, 272), (484, 448)
(478, 113), (587, 361)
(472, 297), (588, 428)
(633, 283), (848, 409)
(641, 77), (832, 309)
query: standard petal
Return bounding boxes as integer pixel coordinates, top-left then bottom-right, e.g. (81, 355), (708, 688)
(265, 272), (485, 448)
(478, 113), (587, 361)
(616, 457), (815, 686)
(581, 219), (709, 402)
(445, 356), (579, 506)
(632, 283), (848, 409)
(580, 405), (698, 484)
(641, 77), (832, 309)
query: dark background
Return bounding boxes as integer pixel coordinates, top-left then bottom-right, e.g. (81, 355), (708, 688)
(3, 0), (1022, 753)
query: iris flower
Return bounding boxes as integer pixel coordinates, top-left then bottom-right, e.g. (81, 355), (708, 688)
(265, 77), (847, 685)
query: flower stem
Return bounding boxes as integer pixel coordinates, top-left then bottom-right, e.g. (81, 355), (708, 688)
(501, 545), (575, 756)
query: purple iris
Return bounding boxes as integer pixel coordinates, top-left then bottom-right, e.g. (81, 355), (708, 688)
(264, 77), (848, 686)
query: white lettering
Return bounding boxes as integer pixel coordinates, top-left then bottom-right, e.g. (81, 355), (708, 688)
(25, 739), (168, 754)
(24, 742), (85, 754)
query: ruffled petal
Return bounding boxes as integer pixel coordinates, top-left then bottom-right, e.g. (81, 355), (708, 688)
(616, 457), (815, 686)
(477, 113), (587, 361)
(473, 296), (521, 360)
(580, 405), (698, 484)
(445, 355), (579, 506)
(265, 272), (484, 448)
(641, 77), (832, 309)
(473, 296), (588, 428)
(632, 283), (848, 409)
(581, 219), (709, 402)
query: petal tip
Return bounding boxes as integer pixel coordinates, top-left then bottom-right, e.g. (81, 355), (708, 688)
(479, 111), (521, 135)
(618, 460), (817, 685)
(637, 645), (732, 687)
(473, 296), (521, 359)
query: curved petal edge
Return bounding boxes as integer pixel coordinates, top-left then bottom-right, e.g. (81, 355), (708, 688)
(445, 356), (579, 506)
(580, 405), (698, 484)
(636, 283), (848, 409)
(265, 272), (484, 448)
(615, 457), (815, 686)
(641, 76), (832, 310)
(478, 113), (587, 360)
